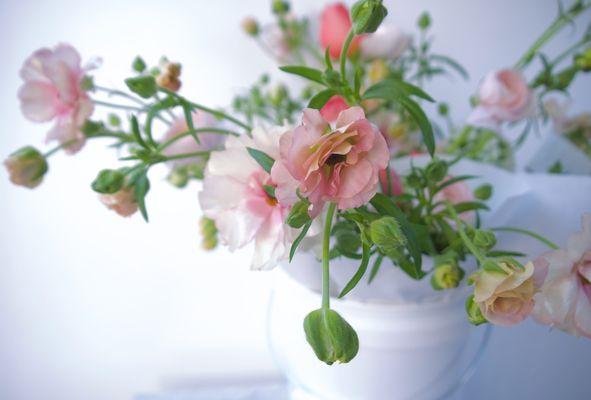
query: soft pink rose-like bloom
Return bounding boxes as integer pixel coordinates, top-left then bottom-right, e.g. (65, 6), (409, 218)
(320, 3), (362, 59)
(271, 107), (389, 215)
(320, 95), (349, 123)
(378, 168), (403, 197)
(100, 188), (138, 217)
(471, 261), (542, 326)
(467, 69), (533, 130)
(199, 125), (301, 270)
(360, 24), (409, 61)
(532, 214), (591, 338)
(18, 43), (97, 154)
(162, 111), (226, 167)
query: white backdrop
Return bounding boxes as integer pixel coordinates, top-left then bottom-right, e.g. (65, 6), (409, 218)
(1, 1), (590, 399)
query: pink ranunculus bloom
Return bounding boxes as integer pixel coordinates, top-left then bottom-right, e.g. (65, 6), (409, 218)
(378, 168), (403, 197)
(360, 24), (410, 61)
(471, 261), (539, 326)
(162, 111), (226, 167)
(100, 188), (138, 217)
(199, 125), (301, 270)
(320, 95), (349, 123)
(18, 43), (97, 154)
(532, 213), (591, 338)
(320, 3), (363, 59)
(271, 106), (390, 215)
(467, 69), (533, 130)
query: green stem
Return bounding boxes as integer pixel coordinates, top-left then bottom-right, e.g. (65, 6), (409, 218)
(445, 202), (487, 264)
(156, 150), (211, 163)
(43, 139), (78, 157)
(339, 29), (355, 84)
(322, 203), (337, 310)
(491, 227), (559, 250)
(157, 128), (240, 151)
(94, 85), (146, 106)
(93, 100), (145, 112)
(514, 2), (591, 70)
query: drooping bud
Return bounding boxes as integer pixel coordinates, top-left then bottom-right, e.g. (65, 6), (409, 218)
(368, 59), (390, 83)
(167, 167), (190, 188)
(370, 216), (406, 256)
(125, 75), (158, 98)
(91, 169), (125, 194)
(425, 159), (448, 182)
(3, 146), (48, 189)
(473, 183), (492, 200)
(303, 308), (359, 365)
(431, 263), (464, 290)
(473, 230), (497, 250)
(465, 295), (488, 326)
(100, 188), (138, 217)
(156, 62), (182, 92)
(241, 17), (260, 36)
(351, 0), (388, 34)
(200, 217), (218, 250)
(286, 198), (311, 228)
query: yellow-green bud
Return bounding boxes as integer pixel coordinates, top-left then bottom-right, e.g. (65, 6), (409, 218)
(167, 167), (189, 188)
(426, 159), (448, 182)
(3, 146), (48, 189)
(303, 308), (359, 365)
(417, 11), (431, 30)
(272, 0), (290, 15)
(438, 102), (449, 116)
(351, 0), (388, 34)
(370, 216), (406, 256)
(286, 198), (311, 228)
(574, 48), (591, 72)
(125, 75), (158, 98)
(431, 263), (464, 290)
(241, 17), (260, 37)
(473, 230), (496, 250)
(473, 183), (492, 200)
(92, 169), (125, 194)
(200, 217), (218, 251)
(465, 295), (487, 326)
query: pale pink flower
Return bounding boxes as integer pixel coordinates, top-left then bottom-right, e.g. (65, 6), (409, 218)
(360, 24), (409, 60)
(471, 261), (539, 326)
(532, 213), (591, 338)
(320, 95), (348, 123)
(100, 188), (138, 217)
(378, 168), (403, 197)
(435, 176), (473, 205)
(468, 69), (533, 130)
(271, 107), (389, 215)
(18, 43), (97, 154)
(320, 3), (362, 59)
(199, 125), (300, 270)
(162, 111), (226, 167)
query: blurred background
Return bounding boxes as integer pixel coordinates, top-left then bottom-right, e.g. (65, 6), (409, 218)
(1, 0), (590, 399)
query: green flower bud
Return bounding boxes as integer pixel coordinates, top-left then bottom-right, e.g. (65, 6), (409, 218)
(333, 221), (361, 255)
(3, 146), (48, 189)
(80, 75), (94, 91)
(406, 172), (423, 188)
(81, 120), (105, 136)
(425, 159), (448, 182)
(322, 70), (342, 87)
(370, 216), (406, 256)
(91, 169), (125, 194)
(200, 217), (218, 250)
(574, 48), (591, 72)
(465, 295), (487, 326)
(553, 66), (578, 90)
(473, 230), (496, 250)
(437, 102), (449, 116)
(351, 0), (388, 34)
(241, 17), (260, 37)
(167, 167), (189, 188)
(286, 198), (311, 228)
(125, 75), (158, 98)
(303, 308), (359, 365)
(271, 0), (290, 15)
(132, 56), (147, 73)
(108, 113), (121, 127)
(473, 183), (492, 200)
(431, 263), (464, 290)
(417, 11), (431, 30)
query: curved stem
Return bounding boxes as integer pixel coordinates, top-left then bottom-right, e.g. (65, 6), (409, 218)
(94, 85), (146, 106)
(43, 139), (78, 157)
(93, 100), (145, 112)
(157, 128), (240, 151)
(156, 150), (211, 163)
(445, 202), (487, 264)
(339, 29), (355, 84)
(322, 203), (337, 310)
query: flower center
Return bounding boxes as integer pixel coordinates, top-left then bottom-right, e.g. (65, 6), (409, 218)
(325, 153), (347, 166)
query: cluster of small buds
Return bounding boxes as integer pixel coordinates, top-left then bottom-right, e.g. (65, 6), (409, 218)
(200, 217), (218, 250)
(156, 62), (182, 92)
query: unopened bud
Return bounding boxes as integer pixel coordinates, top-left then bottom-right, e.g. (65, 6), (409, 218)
(465, 295), (487, 326)
(351, 0), (388, 34)
(92, 169), (125, 194)
(286, 198), (311, 228)
(156, 62), (182, 92)
(473, 230), (496, 250)
(303, 308), (359, 365)
(125, 75), (158, 98)
(425, 159), (448, 182)
(3, 146), (48, 189)
(200, 217), (218, 250)
(132, 56), (147, 73)
(167, 167), (189, 188)
(417, 11), (431, 30)
(431, 263), (464, 290)
(438, 102), (449, 116)
(370, 216), (406, 256)
(473, 183), (492, 200)
(272, 0), (290, 15)
(241, 17), (260, 36)
(574, 48), (591, 72)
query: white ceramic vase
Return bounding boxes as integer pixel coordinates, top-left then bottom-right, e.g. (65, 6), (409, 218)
(267, 253), (489, 400)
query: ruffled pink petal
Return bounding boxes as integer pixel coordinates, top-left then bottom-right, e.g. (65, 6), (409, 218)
(302, 108), (329, 134)
(335, 106), (365, 129)
(18, 81), (59, 122)
(574, 290), (591, 338)
(270, 160), (300, 207)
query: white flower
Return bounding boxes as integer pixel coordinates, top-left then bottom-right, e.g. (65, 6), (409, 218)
(360, 24), (409, 61)
(533, 213), (591, 338)
(198, 125), (299, 270)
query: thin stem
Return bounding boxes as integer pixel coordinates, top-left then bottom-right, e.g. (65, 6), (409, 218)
(339, 28), (355, 84)
(322, 203), (337, 310)
(156, 150), (211, 163)
(551, 36), (590, 67)
(94, 85), (146, 106)
(445, 202), (487, 264)
(157, 127), (240, 151)
(43, 139), (78, 157)
(491, 227), (559, 250)
(93, 100), (145, 112)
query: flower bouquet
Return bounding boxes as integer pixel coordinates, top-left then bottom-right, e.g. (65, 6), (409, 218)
(4, 0), (591, 398)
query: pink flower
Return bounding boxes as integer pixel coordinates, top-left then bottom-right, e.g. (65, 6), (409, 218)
(433, 176), (474, 220)
(199, 125), (300, 270)
(320, 3), (362, 59)
(532, 214), (591, 338)
(378, 168), (403, 197)
(271, 107), (389, 214)
(18, 43), (97, 154)
(320, 95), (349, 123)
(100, 188), (138, 217)
(467, 69), (533, 130)
(471, 261), (540, 326)
(162, 111), (226, 167)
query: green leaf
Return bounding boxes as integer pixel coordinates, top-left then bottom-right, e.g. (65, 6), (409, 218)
(308, 89), (337, 109)
(430, 54), (469, 79)
(279, 65), (324, 84)
(432, 175), (478, 196)
(324, 47), (333, 71)
(400, 97), (435, 156)
(370, 193), (423, 278)
(339, 243), (371, 298)
(246, 147), (275, 174)
(125, 75), (157, 98)
(289, 221), (313, 262)
(363, 78), (435, 103)
(263, 184), (276, 198)
(130, 115), (148, 149)
(487, 250), (527, 258)
(367, 253), (384, 284)
(453, 201), (490, 213)
(133, 170), (151, 222)
(180, 99), (200, 144)
(490, 227), (559, 250)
